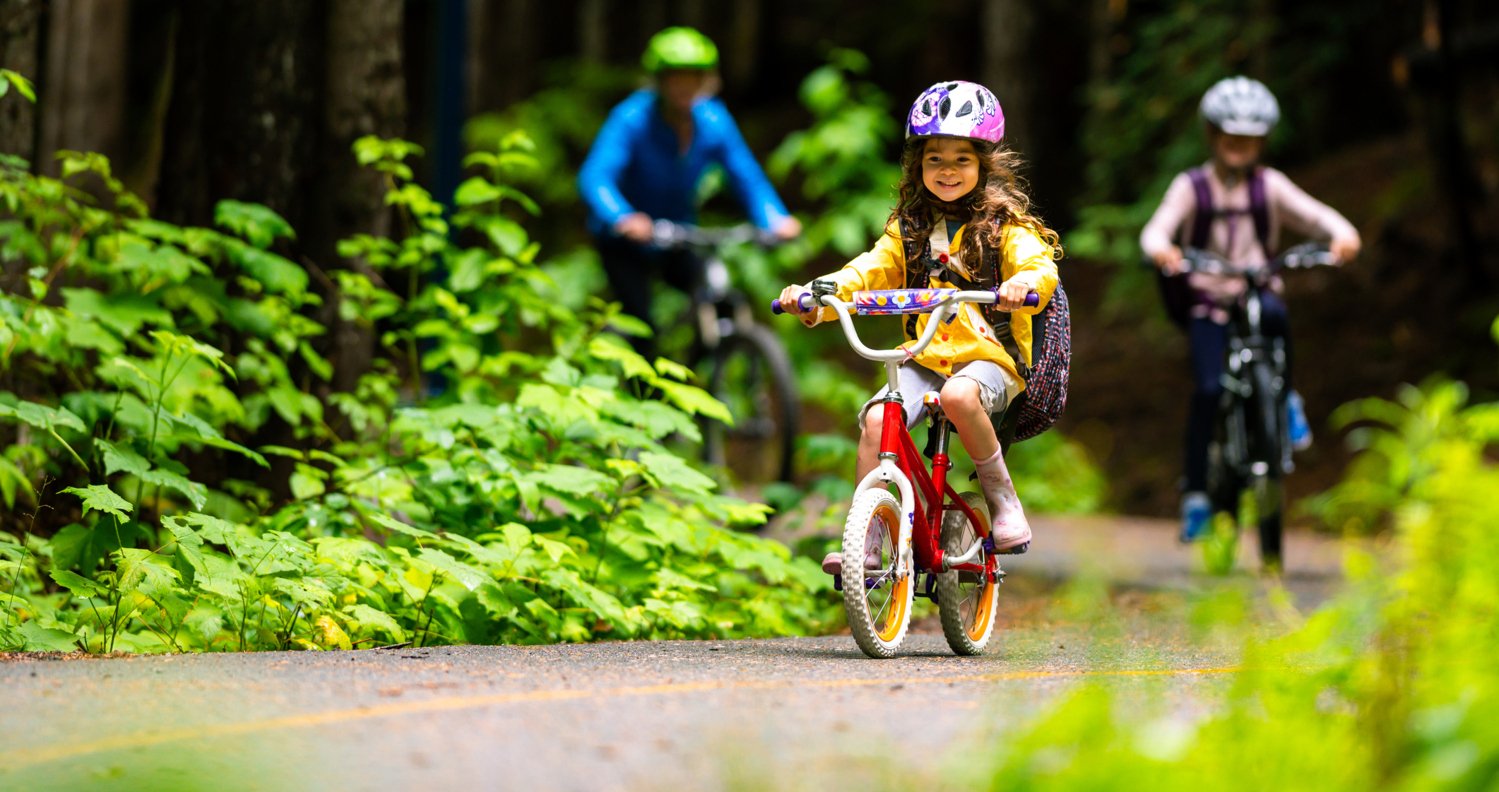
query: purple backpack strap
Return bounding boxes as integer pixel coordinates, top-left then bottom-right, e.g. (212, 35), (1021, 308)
(1187, 167), (1213, 249)
(1248, 166), (1271, 258)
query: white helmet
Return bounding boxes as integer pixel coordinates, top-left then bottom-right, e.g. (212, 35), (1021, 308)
(1199, 77), (1280, 136)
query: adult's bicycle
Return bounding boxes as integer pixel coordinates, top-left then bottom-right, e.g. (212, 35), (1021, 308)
(650, 220), (799, 487)
(774, 282), (1040, 658)
(1181, 241), (1337, 570)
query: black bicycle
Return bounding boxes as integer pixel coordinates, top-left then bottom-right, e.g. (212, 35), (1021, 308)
(1179, 242), (1337, 570)
(649, 220), (799, 488)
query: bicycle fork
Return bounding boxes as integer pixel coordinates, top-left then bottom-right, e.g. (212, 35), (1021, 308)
(854, 375), (917, 582)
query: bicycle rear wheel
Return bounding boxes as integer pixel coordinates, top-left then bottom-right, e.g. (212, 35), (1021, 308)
(841, 489), (911, 659)
(702, 323), (799, 486)
(937, 491), (1000, 655)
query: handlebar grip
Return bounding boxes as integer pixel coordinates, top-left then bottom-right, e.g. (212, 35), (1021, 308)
(1023, 292), (1039, 307)
(770, 293), (816, 315)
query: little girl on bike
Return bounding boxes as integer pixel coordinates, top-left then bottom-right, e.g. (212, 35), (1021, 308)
(1140, 76), (1361, 543)
(777, 81), (1061, 575)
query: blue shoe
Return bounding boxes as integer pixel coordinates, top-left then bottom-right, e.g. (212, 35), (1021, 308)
(1287, 390), (1312, 452)
(1180, 492), (1211, 543)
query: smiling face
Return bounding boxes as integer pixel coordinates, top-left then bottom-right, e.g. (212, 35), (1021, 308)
(921, 137), (980, 203)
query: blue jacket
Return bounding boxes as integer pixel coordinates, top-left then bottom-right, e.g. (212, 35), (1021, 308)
(578, 90), (791, 237)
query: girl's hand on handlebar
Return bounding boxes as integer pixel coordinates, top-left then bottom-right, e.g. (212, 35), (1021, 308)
(777, 284), (818, 326)
(1153, 246), (1185, 275)
(995, 277), (1034, 311)
(1330, 235), (1361, 265)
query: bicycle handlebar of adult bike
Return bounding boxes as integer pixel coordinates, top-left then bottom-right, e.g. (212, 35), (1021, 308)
(1174, 242), (1338, 281)
(649, 219), (781, 250)
(771, 289), (1039, 363)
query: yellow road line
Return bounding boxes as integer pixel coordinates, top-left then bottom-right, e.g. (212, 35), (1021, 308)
(4, 665), (1239, 768)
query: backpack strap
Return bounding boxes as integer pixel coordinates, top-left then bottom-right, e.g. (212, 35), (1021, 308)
(1248, 166), (1271, 259)
(1190, 165), (1273, 258)
(899, 217), (931, 339)
(981, 234), (1032, 383)
(1187, 167), (1213, 249)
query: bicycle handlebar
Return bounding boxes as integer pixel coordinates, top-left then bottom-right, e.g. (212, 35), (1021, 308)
(771, 289), (1037, 315)
(1177, 242), (1337, 279)
(650, 219), (780, 250)
(772, 289), (1039, 363)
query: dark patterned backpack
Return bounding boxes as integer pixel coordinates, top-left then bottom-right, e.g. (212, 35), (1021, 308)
(898, 219), (1070, 446)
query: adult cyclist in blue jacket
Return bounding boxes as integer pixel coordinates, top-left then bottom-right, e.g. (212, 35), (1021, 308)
(578, 26), (800, 358)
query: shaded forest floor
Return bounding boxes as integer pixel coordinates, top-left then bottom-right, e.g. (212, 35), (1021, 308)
(1062, 131), (1499, 519)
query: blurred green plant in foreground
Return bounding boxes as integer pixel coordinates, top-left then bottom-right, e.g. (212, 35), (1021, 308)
(951, 320), (1499, 789)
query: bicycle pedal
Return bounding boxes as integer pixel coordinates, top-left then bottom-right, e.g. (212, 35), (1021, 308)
(996, 541), (1029, 556)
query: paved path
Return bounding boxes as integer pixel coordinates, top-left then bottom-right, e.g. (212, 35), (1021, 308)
(0, 517), (1350, 791)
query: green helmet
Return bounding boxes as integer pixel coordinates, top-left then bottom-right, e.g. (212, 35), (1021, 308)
(641, 27), (718, 73)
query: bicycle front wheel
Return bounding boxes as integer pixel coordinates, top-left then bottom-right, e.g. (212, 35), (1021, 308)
(937, 491), (1000, 655)
(703, 323), (799, 486)
(841, 489), (912, 659)
(1248, 362), (1285, 570)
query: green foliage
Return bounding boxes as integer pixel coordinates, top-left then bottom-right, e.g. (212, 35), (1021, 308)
(0, 123), (831, 652)
(948, 326), (1499, 789)
(0, 69), (36, 103)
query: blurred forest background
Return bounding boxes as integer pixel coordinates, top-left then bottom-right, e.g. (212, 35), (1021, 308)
(3, 0), (1497, 516)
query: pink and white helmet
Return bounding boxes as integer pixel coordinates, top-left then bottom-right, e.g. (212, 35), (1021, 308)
(905, 81), (1005, 143)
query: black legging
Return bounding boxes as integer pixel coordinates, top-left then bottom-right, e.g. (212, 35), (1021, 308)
(1183, 292), (1291, 492)
(595, 234), (706, 361)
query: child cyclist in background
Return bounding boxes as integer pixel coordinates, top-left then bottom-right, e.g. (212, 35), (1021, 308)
(777, 81), (1061, 575)
(1140, 76), (1361, 543)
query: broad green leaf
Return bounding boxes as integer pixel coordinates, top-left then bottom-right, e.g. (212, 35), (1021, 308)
(416, 547), (488, 590)
(345, 604), (405, 641)
(62, 484), (134, 520)
(1, 69), (37, 103)
(588, 335), (657, 381)
(656, 380), (733, 424)
(369, 511), (440, 541)
(214, 200), (295, 248)
(140, 467), (208, 510)
(18, 621), (78, 652)
(453, 176), (503, 206)
(96, 438), (151, 478)
(228, 244), (309, 295)
(49, 569), (107, 598)
(0, 399), (87, 433)
(637, 451), (717, 496)
(62, 288), (172, 337)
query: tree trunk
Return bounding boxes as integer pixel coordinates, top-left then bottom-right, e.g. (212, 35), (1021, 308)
(155, 0), (321, 227)
(723, 0), (762, 91)
(469, 0), (536, 112)
(315, 0), (407, 396)
(981, 0), (1038, 156)
(579, 0), (606, 64)
(0, 0), (42, 165)
(37, 0), (129, 175)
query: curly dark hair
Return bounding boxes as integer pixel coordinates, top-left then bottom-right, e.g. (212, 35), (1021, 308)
(886, 137), (1062, 278)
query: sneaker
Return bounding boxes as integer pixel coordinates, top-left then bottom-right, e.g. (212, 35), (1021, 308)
(1180, 491), (1211, 543)
(1287, 390), (1312, 452)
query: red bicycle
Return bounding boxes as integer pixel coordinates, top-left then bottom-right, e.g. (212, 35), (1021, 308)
(774, 282), (1038, 658)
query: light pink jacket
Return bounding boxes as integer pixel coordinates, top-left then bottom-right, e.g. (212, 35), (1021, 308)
(1140, 164), (1358, 318)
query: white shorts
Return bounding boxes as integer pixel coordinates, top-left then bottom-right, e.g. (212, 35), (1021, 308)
(857, 360), (1019, 429)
